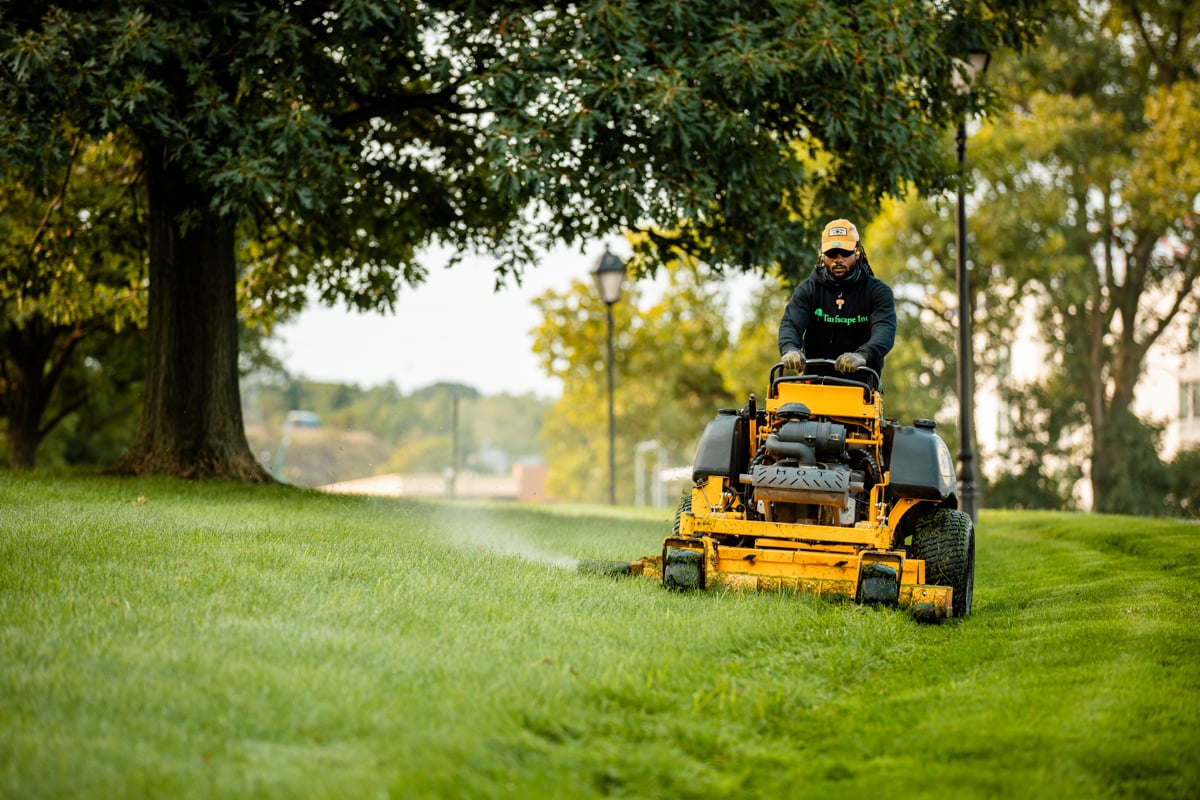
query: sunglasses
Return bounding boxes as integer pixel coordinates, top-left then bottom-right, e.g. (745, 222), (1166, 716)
(824, 248), (855, 259)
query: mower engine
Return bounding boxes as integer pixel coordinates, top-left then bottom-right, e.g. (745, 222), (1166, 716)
(749, 401), (866, 526)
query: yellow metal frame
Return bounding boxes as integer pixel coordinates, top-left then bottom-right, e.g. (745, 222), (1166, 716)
(667, 374), (953, 619)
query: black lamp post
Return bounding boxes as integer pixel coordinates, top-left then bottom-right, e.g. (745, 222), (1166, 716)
(954, 48), (990, 524)
(592, 245), (627, 506)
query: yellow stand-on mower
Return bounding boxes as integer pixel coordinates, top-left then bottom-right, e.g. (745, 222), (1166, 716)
(597, 359), (974, 622)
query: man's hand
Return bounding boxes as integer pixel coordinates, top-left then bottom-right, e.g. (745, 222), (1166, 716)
(782, 350), (806, 372)
(835, 352), (866, 373)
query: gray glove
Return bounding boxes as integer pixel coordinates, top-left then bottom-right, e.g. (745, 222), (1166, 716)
(835, 351), (867, 373)
(782, 350), (806, 372)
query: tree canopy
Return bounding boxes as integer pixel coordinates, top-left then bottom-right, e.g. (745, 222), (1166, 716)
(0, 0), (1047, 480)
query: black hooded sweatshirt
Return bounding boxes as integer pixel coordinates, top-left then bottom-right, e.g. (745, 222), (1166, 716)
(777, 258), (897, 379)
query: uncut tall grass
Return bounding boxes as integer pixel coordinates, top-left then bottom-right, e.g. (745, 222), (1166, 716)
(2, 472), (1197, 799)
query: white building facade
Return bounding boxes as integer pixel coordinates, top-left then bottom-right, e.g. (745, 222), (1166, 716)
(1173, 320), (1200, 453)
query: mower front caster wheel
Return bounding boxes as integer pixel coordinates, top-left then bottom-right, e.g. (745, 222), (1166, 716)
(663, 546), (704, 591)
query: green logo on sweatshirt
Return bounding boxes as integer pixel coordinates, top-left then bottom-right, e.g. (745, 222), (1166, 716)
(814, 308), (868, 325)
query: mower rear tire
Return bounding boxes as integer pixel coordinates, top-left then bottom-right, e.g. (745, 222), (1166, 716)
(672, 493), (692, 536)
(911, 508), (974, 617)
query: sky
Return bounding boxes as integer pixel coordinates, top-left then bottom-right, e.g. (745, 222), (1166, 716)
(271, 244), (605, 397)
(271, 242), (761, 398)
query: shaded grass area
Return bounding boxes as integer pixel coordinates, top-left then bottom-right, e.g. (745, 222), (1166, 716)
(2, 473), (1197, 799)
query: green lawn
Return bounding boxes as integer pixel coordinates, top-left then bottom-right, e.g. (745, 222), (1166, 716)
(2, 472), (1197, 799)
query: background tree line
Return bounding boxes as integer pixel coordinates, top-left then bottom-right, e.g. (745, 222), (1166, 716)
(530, 256), (1200, 517)
(869, 1), (1199, 515)
(1, 0), (1046, 480)
(528, 0), (1200, 515)
(241, 375), (552, 487)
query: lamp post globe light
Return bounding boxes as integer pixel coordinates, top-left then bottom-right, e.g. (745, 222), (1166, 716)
(953, 47), (990, 524)
(592, 245), (627, 506)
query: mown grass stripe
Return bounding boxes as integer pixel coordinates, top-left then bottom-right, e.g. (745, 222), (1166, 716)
(1, 473), (1197, 799)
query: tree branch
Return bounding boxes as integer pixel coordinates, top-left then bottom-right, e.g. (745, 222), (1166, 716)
(41, 321), (91, 408)
(1123, 0), (1184, 87)
(27, 137), (83, 258)
(37, 392), (89, 440)
(1145, 230), (1200, 346)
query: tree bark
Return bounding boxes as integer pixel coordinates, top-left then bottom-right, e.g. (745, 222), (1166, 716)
(114, 146), (270, 482)
(2, 320), (86, 470)
(2, 328), (49, 471)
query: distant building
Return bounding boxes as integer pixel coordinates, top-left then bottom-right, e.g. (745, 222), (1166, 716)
(1175, 317), (1200, 453)
(976, 303), (1195, 508)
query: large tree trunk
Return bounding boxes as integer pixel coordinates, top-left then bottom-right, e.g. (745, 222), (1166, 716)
(114, 147), (269, 482)
(1086, 224), (1164, 513)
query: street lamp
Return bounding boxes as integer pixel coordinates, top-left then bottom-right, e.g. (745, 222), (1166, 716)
(592, 245), (627, 505)
(953, 47), (990, 524)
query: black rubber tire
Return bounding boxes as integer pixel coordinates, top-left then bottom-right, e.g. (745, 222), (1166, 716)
(663, 546), (704, 590)
(672, 492), (692, 536)
(910, 508), (974, 617)
(858, 562), (900, 605)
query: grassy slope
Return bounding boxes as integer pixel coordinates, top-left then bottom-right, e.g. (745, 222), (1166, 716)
(1, 473), (1197, 799)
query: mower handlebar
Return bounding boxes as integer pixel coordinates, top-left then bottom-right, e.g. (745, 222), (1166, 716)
(769, 358), (881, 397)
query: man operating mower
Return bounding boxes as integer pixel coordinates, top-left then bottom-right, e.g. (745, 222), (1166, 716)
(778, 218), (896, 382)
